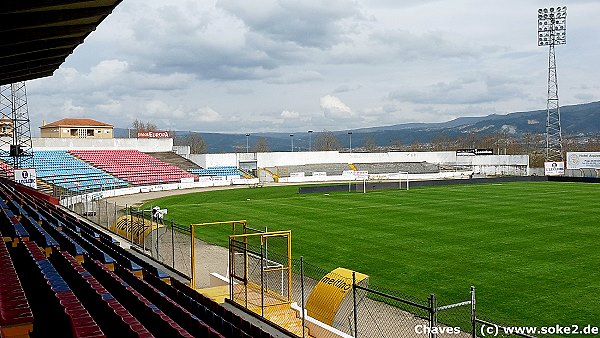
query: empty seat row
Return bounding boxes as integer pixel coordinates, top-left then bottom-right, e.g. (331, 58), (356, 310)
(189, 167), (245, 177)
(0, 151), (128, 193)
(146, 274), (272, 338)
(69, 150), (197, 186)
(84, 258), (193, 338)
(0, 240), (34, 338)
(49, 249), (152, 338)
(114, 265), (225, 338)
(16, 240), (104, 338)
(1, 178), (277, 338)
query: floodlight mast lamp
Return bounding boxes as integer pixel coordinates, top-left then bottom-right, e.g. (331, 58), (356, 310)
(538, 6), (567, 162)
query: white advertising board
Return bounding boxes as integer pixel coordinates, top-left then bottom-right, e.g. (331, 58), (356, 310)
(14, 168), (37, 189)
(544, 161), (565, 176)
(566, 152), (600, 170)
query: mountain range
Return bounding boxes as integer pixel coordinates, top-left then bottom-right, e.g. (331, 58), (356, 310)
(115, 101), (600, 153)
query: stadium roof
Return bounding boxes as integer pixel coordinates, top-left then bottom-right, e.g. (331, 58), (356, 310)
(41, 118), (113, 128)
(0, 0), (122, 86)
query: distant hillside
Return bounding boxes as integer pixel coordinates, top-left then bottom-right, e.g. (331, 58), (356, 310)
(116, 101), (600, 152)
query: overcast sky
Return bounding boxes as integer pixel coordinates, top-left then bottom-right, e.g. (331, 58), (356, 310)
(27, 0), (600, 135)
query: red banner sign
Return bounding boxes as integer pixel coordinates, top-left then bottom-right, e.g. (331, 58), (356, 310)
(137, 130), (170, 138)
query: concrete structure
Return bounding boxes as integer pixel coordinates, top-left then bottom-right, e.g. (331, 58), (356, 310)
(189, 151), (530, 177)
(40, 118), (114, 139)
(32, 137), (173, 152)
(0, 118), (13, 137)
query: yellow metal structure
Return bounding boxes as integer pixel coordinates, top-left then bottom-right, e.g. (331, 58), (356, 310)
(228, 231), (302, 335)
(111, 215), (163, 245)
(189, 220), (248, 289)
(305, 267), (369, 326)
(228, 231), (292, 313)
(258, 167), (279, 182)
(348, 163), (358, 171)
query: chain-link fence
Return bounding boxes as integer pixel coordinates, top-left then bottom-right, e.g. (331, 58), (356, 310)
(65, 195), (194, 278)
(63, 194), (539, 338)
(231, 252), (541, 338)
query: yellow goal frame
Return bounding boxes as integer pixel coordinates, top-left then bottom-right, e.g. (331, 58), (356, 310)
(189, 220), (248, 289)
(228, 231), (292, 314)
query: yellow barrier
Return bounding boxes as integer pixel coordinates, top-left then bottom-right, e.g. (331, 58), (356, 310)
(305, 267), (368, 326)
(110, 215), (164, 245)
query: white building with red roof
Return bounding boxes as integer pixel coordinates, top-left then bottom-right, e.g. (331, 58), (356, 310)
(39, 118), (113, 139)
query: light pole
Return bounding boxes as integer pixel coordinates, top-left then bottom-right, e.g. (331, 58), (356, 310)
(538, 6), (566, 162)
(308, 130), (313, 152)
(348, 132), (353, 153)
(290, 134), (294, 152)
(245, 133), (249, 153)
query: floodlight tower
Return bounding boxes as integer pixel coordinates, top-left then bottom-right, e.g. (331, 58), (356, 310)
(0, 82), (35, 170)
(538, 6), (567, 162)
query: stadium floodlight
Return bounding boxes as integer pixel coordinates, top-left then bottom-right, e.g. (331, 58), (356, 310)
(245, 133), (249, 153)
(290, 134), (294, 152)
(308, 130), (313, 152)
(348, 132), (353, 153)
(538, 6), (566, 162)
(538, 6), (567, 46)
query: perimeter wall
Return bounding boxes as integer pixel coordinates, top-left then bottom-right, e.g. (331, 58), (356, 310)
(190, 151), (529, 176)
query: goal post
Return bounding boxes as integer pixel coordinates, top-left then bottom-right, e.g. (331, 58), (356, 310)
(398, 171), (409, 190)
(189, 220), (249, 289)
(228, 231), (292, 316)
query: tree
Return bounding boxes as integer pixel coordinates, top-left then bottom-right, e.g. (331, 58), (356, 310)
(132, 119), (158, 135)
(388, 138), (403, 151)
(186, 132), (208, 154)
(430, 133), (453, 151)
(252, 137), (271, 152)
(408, 138), (423, 152)
(314, 131), (341, 151)
(173, 132), (208, 154)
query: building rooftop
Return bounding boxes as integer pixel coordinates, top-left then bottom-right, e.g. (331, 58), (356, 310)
(41, 118), (113, 128)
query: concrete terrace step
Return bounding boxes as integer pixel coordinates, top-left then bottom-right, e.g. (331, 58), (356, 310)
(146, 151), (201, 172)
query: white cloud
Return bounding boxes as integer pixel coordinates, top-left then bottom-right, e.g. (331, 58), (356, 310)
(281, 110), (300, 119)
(320, 95), (353, 119)
(192, 106), (223, 122)
(23, 0), (600, 133)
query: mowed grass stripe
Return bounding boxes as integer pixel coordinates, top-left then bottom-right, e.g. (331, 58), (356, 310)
(142, 182), (600, 329)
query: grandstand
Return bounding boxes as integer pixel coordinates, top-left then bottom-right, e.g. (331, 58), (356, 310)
(146, 152), (202, 172)
(0, 179), (282, 338)
(189, 166), (246, 178)
(31, 151), (128, 193)
(269, 162), (441, 177)
(69, 150), (198, 185)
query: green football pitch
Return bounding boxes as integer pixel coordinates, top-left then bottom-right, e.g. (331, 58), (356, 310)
(142, 181), (599, 328)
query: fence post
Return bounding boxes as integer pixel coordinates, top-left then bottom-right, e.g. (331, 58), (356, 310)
(171, 219), (175, 268)
(105, 200), (109, 228)
(152, 212), (157, 258)
(113, 201), (117, 231)
(471, 286), (476, 338)
(152, 213), (156, 258)
(353, 271), (358, 338)
(142, 209), (146, 252)
(156, 218), (160, 261)
(429, 294), (438, 338)
(260, 244), (265, 317)
(300, 256), (306, 338)
(125, 204), (129, 242)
